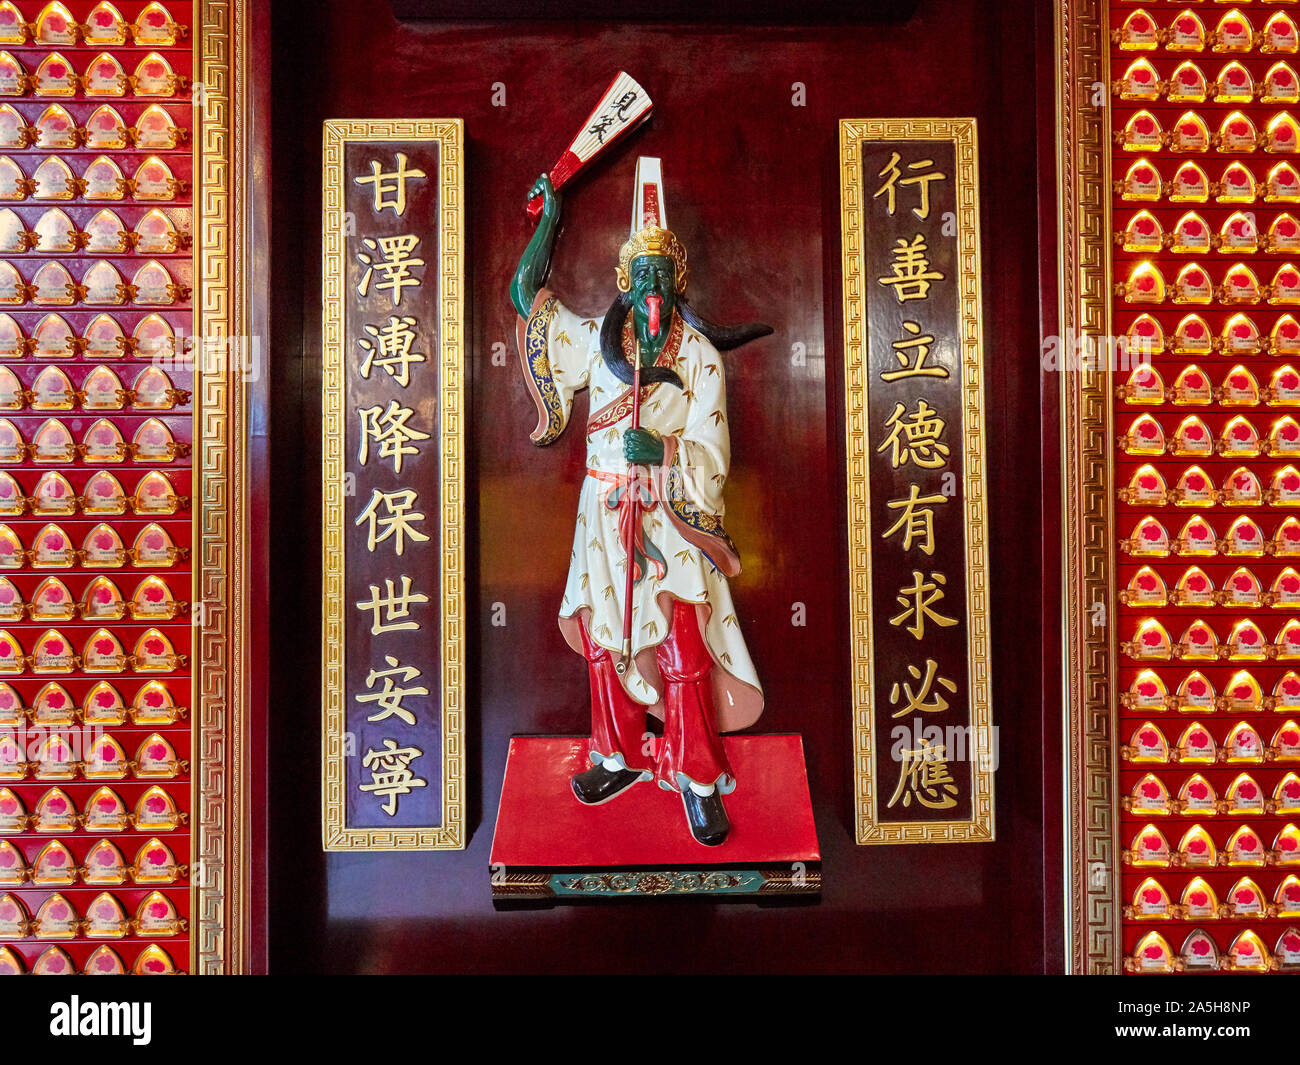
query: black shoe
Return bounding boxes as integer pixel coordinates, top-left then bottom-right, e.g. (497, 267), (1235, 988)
(680, 786), (730, 846)
(571, 764), (645, 806)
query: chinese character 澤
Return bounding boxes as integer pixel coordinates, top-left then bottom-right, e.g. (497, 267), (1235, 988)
(359, 739), (428, 816)
(356, 235), (425, 305)
(355, 655), (429, 726)
(354, 153), (426, 217)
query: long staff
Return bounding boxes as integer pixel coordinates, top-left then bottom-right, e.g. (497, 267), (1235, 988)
(616, 355), (642, 677)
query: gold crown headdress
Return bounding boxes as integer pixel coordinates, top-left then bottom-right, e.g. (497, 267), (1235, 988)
(616, 157), (689, 294)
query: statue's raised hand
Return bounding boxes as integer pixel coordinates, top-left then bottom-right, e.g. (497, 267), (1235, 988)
(528, 173), (560, 222)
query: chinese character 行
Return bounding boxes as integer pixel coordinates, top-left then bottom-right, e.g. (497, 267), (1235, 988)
(874, 152), (948, 220)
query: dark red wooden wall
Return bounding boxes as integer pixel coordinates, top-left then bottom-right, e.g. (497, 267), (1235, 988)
(261, 0), (1059, 974)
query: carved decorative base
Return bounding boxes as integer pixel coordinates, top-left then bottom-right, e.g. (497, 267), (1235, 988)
(489, 735), (821, 903)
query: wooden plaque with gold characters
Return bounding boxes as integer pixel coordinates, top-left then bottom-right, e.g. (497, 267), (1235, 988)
(839, 118), (994, 846)
(320, 119), (465, 851)
(0, 0), (261, 976)
(1059, 0), (1300, 977)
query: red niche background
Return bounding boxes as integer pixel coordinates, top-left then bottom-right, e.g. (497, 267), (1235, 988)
(261, 0), (1059, 974)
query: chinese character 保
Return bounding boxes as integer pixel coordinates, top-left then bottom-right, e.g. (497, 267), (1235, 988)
(874, 152), (948, 220)
(355, 487), (430, 557)
(354, 153), (426, 217)
(886, 738), (959, 811)
(359, 739), (428, 816)
(356, 234), (425, 305)
(355, 655), (429, 726)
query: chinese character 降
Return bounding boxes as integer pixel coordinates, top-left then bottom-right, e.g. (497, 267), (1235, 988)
(357, 400), (430, 475)
(359, 739), (428, 816)
(355, 487), (430, 556)
(890, 570), (959, 640)
(354, 153), (426, 217)
(356, 235), (425, 305)
(877, 234), (945, 303)
(358, 315), (426, 388)
(355, 575), (430, 636)
(355, 655), (429, 726)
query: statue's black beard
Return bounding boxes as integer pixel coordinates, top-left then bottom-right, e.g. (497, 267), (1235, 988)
(599, 292), (774, 388)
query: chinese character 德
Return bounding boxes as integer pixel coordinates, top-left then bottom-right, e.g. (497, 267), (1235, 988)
(877, 399), (950, 470)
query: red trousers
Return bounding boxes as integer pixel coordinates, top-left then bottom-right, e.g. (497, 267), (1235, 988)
(580, 600), (733, 792)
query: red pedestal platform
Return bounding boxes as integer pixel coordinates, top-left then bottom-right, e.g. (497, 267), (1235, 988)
(489, 734), (821, 901)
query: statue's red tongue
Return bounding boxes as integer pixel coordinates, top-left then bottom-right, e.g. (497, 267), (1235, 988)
(645, 294), (662, 338)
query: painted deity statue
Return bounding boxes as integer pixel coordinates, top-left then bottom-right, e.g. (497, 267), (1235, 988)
(510, 158), (771, 845)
